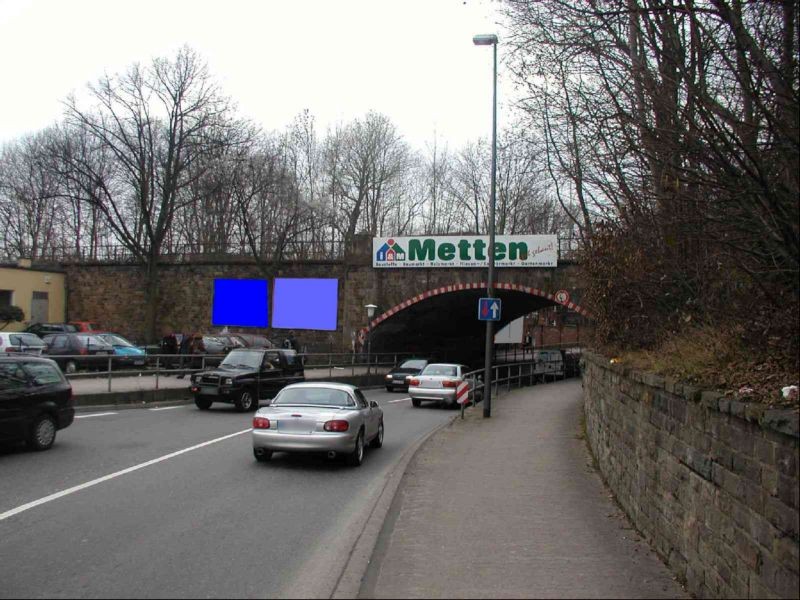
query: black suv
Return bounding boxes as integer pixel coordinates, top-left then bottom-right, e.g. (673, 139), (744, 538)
(0, 356), (74, 450)
(190, 348), (304, 412)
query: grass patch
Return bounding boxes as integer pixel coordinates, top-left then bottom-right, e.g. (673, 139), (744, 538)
(601, 326), (799, 407)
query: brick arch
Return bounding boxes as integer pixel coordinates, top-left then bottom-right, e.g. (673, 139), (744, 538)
(358, 281), (591, 340)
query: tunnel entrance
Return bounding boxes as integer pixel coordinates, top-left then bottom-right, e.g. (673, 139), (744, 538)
(362, 283), (589, 368)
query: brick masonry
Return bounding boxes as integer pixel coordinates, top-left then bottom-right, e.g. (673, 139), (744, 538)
(582, 352), (800, 599)
(62, 234), (583, 348)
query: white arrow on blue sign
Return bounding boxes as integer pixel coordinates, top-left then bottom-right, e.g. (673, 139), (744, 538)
(478, 297), (502, 321)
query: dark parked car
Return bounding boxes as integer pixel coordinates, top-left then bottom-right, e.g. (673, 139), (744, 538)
(384, 358), (431, 392)
(24, 323), (78, 338)
(0, 356), (74, 450)
(42, 333), (115, 374)
(190, 348), (305, 412)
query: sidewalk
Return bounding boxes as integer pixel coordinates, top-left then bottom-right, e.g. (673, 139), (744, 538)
(360, 380), (687, 599)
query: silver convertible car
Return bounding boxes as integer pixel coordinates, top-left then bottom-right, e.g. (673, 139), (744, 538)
(251, 382), (384, 466)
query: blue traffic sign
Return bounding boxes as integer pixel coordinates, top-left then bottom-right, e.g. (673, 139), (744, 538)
(478, 297), (501, 321)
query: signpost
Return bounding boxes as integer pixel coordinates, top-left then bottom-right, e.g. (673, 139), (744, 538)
(478, 297), (501, 321)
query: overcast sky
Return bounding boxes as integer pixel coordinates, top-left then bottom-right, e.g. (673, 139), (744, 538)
(0, 0), (508, 150)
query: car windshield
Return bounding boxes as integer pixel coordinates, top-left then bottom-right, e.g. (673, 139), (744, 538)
(10, 334), (45, 347)
(399, 359), (427, 369)
(220, 350), (261, 369)
(101, 334), (133, 347)
(271, 387), (355, 407)
(422, 365), (458, 377)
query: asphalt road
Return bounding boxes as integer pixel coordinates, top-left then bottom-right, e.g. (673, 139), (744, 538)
(0, 390), (454, 599)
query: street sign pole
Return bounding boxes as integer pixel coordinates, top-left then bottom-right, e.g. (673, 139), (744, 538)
(483, 39), (498, 419)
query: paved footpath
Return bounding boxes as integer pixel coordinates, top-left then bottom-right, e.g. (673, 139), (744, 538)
(361, 380), (688, 599)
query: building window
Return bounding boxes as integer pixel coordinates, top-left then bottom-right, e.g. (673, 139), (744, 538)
(0, 290), (12, 307)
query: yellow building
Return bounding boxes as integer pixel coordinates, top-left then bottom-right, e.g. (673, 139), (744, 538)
(0, 260), (66, 332)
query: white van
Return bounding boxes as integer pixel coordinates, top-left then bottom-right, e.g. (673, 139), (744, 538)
(533, 350), (564, 379)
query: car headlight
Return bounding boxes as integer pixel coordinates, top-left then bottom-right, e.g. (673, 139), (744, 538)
(223, 377), (233, 385)
(386, 374), (392, 380)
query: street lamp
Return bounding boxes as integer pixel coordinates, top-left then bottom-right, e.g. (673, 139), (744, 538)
(365, 303), (377, 375)
(473, 33), (498, 418)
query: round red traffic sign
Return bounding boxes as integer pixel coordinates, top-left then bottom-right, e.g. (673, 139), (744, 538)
(554, 289), (570, 305)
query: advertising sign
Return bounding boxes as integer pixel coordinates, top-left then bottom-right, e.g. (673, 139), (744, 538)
(373, 235), (557, 268)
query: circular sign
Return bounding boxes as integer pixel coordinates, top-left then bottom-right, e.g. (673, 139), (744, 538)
(554, 289), (571, 305)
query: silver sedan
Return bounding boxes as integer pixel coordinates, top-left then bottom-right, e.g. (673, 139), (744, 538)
(251, 382), (384, 466)
(408, 363), (477, 408)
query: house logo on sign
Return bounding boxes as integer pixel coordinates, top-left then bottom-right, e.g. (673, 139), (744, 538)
(375, 239), (406, 264)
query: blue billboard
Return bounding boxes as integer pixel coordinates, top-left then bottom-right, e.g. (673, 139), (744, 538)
(211, 279), (269, 327)
(271, 278), (338, 331)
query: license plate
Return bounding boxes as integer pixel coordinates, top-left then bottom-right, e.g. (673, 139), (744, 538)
(199, 386), (218, 396)
(277, 420), (315, 434)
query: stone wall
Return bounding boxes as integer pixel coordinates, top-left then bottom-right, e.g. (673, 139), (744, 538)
(582, 352), (799, 598)
(65, 260), (350, 351)
(62, 234), (584, 349)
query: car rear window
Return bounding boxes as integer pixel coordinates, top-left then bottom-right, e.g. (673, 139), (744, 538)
(400, 360), (427, 369)
(23, 362), (64, 385)
(272, 388), (354, 407)
(422, 365), (458, 377)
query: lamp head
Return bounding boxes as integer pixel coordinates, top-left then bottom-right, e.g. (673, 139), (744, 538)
(365, 304), (378, 318)
(472, 34), (498, 46)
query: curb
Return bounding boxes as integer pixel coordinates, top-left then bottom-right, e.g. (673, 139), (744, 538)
(330, 413), (458, 599)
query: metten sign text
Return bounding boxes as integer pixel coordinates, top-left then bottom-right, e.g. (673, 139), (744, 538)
(373, 235), (557, 268)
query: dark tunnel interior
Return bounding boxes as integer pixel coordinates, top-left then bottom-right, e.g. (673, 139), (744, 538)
(367, 289), (558, 368)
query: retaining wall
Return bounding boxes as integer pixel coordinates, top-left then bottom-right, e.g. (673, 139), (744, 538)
(582, 352), (799, 599)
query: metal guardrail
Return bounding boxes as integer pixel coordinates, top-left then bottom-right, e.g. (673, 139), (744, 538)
(45, 349), (579, 398)
(460, 354), (581, 417)
(4, 236), (582, 264)
(57, 351), (419, 391)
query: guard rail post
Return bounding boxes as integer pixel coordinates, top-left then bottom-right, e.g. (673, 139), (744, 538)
(107, 356), (112, 393)
(155, 356), (160, 390)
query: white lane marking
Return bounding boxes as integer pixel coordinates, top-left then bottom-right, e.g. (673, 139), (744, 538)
(388, 398), (411, 404)
(0, 428), (252, 523)
(148, 406), (183, 411)
(75, 412), (118, 419)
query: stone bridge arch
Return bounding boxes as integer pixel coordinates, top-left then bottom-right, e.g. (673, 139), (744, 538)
(360, 281), (590, 337)
(356, 281), (590, 363)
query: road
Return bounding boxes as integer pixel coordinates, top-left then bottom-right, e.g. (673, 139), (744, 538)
(0, 390), (453, 599)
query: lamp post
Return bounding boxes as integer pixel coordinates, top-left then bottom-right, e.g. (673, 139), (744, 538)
(473, 33), (498, 419)
(365, 303), (377, 376)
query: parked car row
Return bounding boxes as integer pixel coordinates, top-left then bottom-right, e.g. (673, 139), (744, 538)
(8, 321), (281, 374)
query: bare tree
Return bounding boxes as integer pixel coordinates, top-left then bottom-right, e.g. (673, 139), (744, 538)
(55, 46), (235, 341)
(0, 131), (62, 259)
